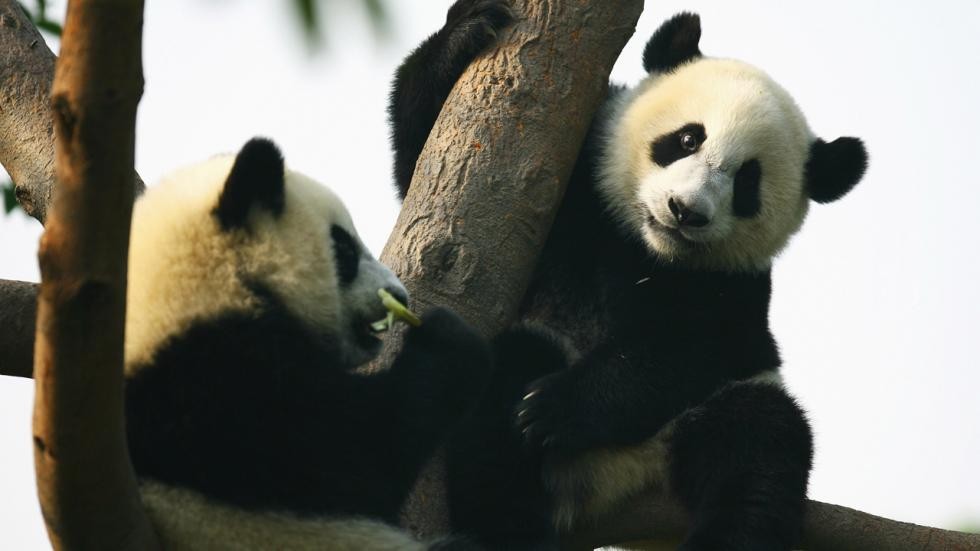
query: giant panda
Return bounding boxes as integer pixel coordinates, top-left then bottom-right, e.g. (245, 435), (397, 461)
(123, 137), (492, 549)
(388, 4), (867, 551)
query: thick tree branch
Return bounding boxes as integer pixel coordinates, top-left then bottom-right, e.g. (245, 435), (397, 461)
(0, 0), (143, 225)
(31, 0), (158, 549)
(381, 0), (644, 539)
(0, 280), (37, 378)
(563, 491), (980, 550)
(0, 0), (57, 222)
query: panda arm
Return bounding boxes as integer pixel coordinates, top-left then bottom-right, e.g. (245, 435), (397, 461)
(368, 308), (493, 488)
(388, 0), (514, 198)
(516, 341), (730, 456)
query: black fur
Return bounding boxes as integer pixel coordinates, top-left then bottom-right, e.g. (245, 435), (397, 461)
(651, 122), (706, 168)
(388, 0), (515, 198)
(215, 138), (286, 229)
(669, 383), (813, 550)
(331, 225), (360, 286)
(447, 326), (565, 550)
(642, 12), (703, 73)
(733, 158), (763, 217)
(126, 292), (492, 524)
(390, 6), (830, 550)
(805, 137), (868, 203)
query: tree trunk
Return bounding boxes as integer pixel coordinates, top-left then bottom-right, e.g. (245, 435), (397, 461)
(31, 0), (158, 549)
(382, 0), (644, 537)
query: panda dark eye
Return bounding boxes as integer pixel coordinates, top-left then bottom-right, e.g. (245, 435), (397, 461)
(680, 132), (699, 151)
(651, 123), (706, 167)
(330, 225), (360, 286)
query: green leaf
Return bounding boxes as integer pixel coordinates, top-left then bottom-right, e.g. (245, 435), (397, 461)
(361, 0), (386, 25)
(2, 181), (20, 214)
(34, 18), (62, 36)
(36, 0), (46, 20)
(292, 0), (318, 41)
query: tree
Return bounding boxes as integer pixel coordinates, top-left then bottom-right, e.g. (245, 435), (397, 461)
(0, 0), (978, 549)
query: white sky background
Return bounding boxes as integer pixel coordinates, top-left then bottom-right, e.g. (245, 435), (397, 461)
(2, 0), (979, 546)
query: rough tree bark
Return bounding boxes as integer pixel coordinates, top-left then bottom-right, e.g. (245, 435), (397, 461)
(0, 1), (977, 550)
(0, 0), (58, 223)
(31, 0), (158, 549)
(0, 0), (144, 225)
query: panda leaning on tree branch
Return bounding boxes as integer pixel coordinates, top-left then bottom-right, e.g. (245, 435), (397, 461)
(389, 3), (867, 550)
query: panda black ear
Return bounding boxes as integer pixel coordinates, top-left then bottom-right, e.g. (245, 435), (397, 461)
(642, 12), (702, 73)
(216, 137), (286, 229)
(805, 137), (869, 204)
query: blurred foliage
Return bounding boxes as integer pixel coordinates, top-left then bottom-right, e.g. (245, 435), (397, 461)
(18, 0), (63, 37)
(290, 0), (389, 45)
(2, 181), (19, 215)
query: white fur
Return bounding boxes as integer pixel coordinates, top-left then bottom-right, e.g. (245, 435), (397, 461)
(125, 154), (403, 373)
(545, 420), (676, 530)
(597, 58), (814, 272)
(141, 482), (425, 551)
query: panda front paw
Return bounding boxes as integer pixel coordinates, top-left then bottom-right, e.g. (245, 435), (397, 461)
(515, 369), (598, 456)
(404, 306), (493, 404)
(444, 0), (516, 58)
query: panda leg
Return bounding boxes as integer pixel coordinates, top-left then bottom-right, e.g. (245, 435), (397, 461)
(446, 325), (571, 550)
(668, 381), (813, 551)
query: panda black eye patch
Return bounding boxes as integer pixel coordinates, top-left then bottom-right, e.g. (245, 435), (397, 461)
(651, 123), (706, 167)
(732, 159), (762, 218)
(330, 225), (360, 286)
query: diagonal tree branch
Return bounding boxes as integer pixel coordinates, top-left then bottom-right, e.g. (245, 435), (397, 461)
(0, 0), (58, 223)
(31, 0), (158, 548)
(0, 0), (143, 225)
(380, 0), (644, 538)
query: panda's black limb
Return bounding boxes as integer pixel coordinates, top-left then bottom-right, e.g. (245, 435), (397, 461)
(446, 325), (568, 551)
(669, 383), (813, 551)
(388, 0), (514, 199)
(126, 294), (491, 525)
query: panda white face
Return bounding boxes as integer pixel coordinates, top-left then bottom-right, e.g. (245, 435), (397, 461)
(598, 59), (814, 272)
(125, 139), (406, 372)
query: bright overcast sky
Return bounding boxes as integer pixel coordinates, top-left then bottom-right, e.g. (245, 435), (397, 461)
(1, 0), (979, 547)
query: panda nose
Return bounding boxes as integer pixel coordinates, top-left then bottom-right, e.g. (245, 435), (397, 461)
(668, 197), (710, 228)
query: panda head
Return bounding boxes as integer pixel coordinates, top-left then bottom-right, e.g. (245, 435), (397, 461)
(125, 138), (406, 372)
(598, 12), (868, 272)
